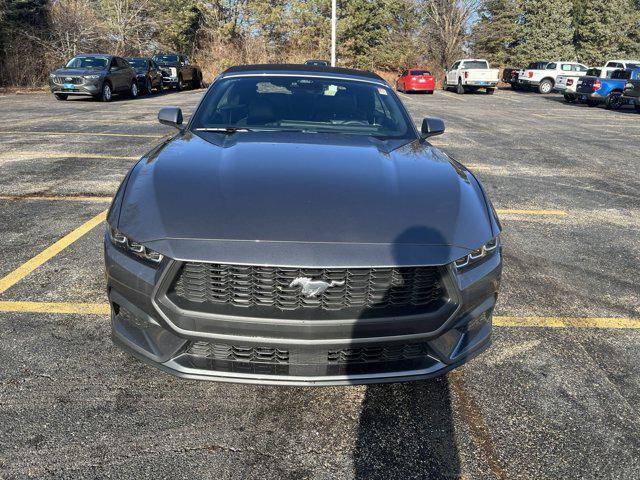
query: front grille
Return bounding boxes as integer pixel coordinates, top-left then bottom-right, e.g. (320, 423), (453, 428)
(54, 76), (84, 85)
(188, 341), (289, 364)
(328, 343), (430, 363)
(170, 263), (444, 317)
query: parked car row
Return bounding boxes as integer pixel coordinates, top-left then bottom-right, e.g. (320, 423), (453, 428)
(396, 59), (500, 95)
(48, 53), (203, 102)
(501, 58), (640, 112)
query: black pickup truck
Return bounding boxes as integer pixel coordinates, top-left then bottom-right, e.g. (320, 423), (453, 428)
(151, 53), (203, 91)
(501, 67), (520, 89)
(622, 79), (640, 112)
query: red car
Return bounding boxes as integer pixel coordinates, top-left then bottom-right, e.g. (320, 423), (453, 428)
(396, 68), (435, 93)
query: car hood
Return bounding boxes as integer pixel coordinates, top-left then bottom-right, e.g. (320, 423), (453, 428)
(53, 68), (105, 76)
(115, 132), (497, 267)
(156, 62), (180, 68)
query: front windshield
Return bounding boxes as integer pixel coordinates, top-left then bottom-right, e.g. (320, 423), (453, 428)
(190, 75), (414, 139)
(153, 54), (179, 63)
(65, 56), (108, 70)
(126, 58), (146, 68)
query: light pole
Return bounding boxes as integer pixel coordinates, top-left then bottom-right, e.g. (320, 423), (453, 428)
(331, 0), (337, 67)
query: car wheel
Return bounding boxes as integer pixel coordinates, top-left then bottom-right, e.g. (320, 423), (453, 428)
(563, 93), (576, 103)
(145, 77), (153, 95)
(538, 79), (553, 94)
(54, 93), (68, 101)
(586, 99), (599, 107)
(605, 92), (623, 110)
(486, 88), (495, 95)
(427, 90), (434, 94)
(192, 72), (202, 89)
(99, 82), (112, 102)
(635, 104), (640, 113)
(176, 76), (184, 91)
(456, 80), (465, 94)
(129, 81), (138, 98)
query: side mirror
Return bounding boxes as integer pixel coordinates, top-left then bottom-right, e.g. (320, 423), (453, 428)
(158, 107), (184, 130)
(421, 117), (445, 138)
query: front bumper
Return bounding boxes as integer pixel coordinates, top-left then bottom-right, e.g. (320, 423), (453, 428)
(105, 238), (501, 385)
(49, 80), (100, 96)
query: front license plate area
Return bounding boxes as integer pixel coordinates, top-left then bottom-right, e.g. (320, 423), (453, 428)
(63, 84), (76, 90)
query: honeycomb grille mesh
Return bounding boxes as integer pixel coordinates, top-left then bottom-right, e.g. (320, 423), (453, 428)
(172, 263), (443, 312)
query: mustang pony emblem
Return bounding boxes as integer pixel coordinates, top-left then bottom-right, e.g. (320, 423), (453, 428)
(289, 277), (345, 298)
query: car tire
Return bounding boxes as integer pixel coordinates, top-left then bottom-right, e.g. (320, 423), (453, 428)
(176, 76), (183, 91)
(486, 88), (495, 95)
(128, 81), (138, 98)
(456, 80), (465, 94)
(538, 79), (553, 94)
(145, 77), (153, 95)
(605, 92), (623, 110)
(54, 93), (68, 101)
(563, 93), (576, 103)
(635, 104), (640, 113)
(586, 99), (599, 107)
(427, 90), (434, 94)
(192, 72), (202, 89)
(99, 82), (112, 102)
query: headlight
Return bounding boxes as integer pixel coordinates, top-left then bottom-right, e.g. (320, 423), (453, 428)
(109, 227), (163, 263)
(49, 73), (56, 78)
(454, 237), (499, 270)
(84, 74), (100, 79)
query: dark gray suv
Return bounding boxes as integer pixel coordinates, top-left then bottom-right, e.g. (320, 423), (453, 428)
(104, 64), (502, 385)
(49, 54), (138, 101)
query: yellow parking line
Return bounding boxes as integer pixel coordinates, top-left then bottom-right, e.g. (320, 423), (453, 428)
(0, 195), (112, 202)
(0, 130), (164, 139)
(0, 301), (110, 315)
(494, 316), (640, 329)
(0, 302), (636, 330)
(0, 209), (108, 294)
(496, 209), (567, 216)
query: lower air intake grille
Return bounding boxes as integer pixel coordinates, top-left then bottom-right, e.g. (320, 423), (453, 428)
(171, 263), (444, 314)
(188, 341), (289, 364)
(328, 343), (430, 364)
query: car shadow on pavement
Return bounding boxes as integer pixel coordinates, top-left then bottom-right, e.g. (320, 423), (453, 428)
(351, 226), (461, 479)
(353, 379), (459, 479)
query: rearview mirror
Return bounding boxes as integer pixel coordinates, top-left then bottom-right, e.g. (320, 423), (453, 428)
(421, 117), (445, 138)
(158, 107), (183, 130)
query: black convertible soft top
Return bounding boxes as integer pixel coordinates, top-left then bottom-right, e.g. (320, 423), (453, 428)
(222, 64), (385, 82)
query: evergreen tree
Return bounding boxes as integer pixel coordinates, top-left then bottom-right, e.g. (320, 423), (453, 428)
(574, 0), (640, 65)
(472, 0), (523, 66)
(513, 0), (575, 64)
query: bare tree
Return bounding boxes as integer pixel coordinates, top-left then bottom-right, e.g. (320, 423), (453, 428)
(48, 0), (105, 60)
(419, 0), (479, 72)
(98, 0), (153, 55)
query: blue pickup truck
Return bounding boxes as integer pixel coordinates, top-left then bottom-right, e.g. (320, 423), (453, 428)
(576, 68), (640, 109)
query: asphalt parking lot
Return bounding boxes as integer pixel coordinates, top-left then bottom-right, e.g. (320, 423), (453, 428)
(0, 86), (639, 479)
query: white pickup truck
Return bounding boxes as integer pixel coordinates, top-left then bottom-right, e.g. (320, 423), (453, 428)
(555, 67), (602, 102)
(444, 59), (499, 94)
(517, 61), (588, 93)
(601, 59), (640, 78)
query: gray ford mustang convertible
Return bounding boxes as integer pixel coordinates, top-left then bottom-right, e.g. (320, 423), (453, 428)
(104, 64), (502, 385)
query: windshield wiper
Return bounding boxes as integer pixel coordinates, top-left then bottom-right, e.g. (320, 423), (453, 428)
(194, 127), (253, 134)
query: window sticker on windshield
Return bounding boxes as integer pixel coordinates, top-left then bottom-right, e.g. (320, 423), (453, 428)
(378, 88), (388, 95)
(325, 84), (338, 96)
